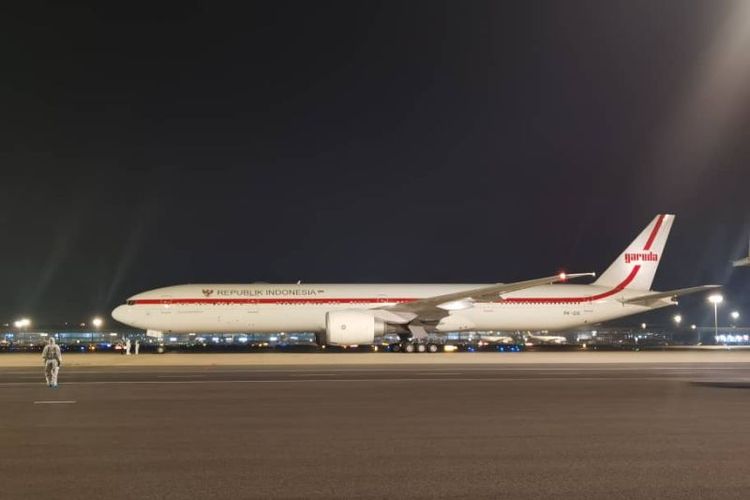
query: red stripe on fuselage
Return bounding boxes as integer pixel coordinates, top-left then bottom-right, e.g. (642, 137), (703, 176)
(131, 297), (417, 305)
(129, 218), (662, 308)
(130, 266), (641, 307)
(501, 265), (640, 304)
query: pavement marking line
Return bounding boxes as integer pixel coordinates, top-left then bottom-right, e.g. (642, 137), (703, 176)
(0, 376), (681, 387)
(289, 373), (338, 376)
(404, 366), (750, 372)
(4, 365), (747, 376)
(33, 400), (76, 404)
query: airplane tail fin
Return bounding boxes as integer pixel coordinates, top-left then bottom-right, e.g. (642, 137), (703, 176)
(593, 214), (674, 292)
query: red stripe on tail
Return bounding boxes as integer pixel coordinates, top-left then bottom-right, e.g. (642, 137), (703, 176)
(642, 214), (665, 251)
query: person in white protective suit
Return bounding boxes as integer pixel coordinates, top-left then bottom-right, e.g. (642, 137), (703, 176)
(41, 337), (63, 387)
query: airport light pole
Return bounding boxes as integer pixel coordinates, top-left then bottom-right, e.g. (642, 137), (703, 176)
(672, 315), (682, 343)
(708, 294), (724, 340)
(14, 318), (31, 331)
(92, 317), (103, 345)
(14, 318), (31, 344)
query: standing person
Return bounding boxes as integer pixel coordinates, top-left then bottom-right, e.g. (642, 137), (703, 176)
(134, 339), (140, 355)
(125, 338), (131, 355)
(41, 337), (62, 388)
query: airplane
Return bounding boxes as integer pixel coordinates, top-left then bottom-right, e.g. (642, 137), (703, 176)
(733, 238), (750, 267)
(525, 333), (568, 345)
(478, 332), (517, 344)
(112, 214), (718, 352)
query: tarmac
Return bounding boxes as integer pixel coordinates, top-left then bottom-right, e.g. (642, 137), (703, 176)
(2, 352), (750, 499)
(5, 349), (750, 367)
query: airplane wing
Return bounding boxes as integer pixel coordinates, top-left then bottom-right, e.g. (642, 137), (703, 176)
(375, 272), (596, 323)
(620, 285), (720, 307)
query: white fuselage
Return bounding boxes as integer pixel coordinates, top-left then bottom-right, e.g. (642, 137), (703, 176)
(111, 282), (660, 335)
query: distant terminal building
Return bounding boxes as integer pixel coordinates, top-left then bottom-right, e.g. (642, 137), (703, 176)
(0, 327), (319, 352)
(570, 326), (750, 347)
(3, 325), (750, 351)
(1, 327), (143, 351)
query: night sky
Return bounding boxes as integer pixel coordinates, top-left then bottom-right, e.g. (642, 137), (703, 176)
(3, 1), (750, 327)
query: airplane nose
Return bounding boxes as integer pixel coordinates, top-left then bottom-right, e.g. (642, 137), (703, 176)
(112, 305), (128, 323)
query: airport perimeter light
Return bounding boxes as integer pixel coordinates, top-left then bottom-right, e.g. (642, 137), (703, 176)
(731, 311), (740, 321)
(14, 318), (31, 329)
(708, 294), (724, 339)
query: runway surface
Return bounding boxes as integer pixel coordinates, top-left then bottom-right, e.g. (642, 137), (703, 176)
(6, 349), (750, 367)
(3, 360), (750, 499)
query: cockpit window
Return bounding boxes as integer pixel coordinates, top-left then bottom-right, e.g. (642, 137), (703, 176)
(127, 300), (136, 306)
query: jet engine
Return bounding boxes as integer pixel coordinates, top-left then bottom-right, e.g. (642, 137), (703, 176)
(323, 310), (386, 345)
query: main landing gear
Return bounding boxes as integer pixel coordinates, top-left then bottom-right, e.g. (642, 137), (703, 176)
(390, 341), (441, 353)
(389, 324), (441, 352)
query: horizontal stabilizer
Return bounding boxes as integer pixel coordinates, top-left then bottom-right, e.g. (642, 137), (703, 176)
(732, 237), (750, 267)
(621, 285), (720, 307)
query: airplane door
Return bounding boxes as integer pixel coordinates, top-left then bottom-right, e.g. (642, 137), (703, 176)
(245, 299), (259, 328)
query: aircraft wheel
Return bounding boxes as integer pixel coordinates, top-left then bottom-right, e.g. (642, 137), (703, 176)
(427, 343), (439, 353)
(404, 343), (416, 353)
(416, 343), (427, 353)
